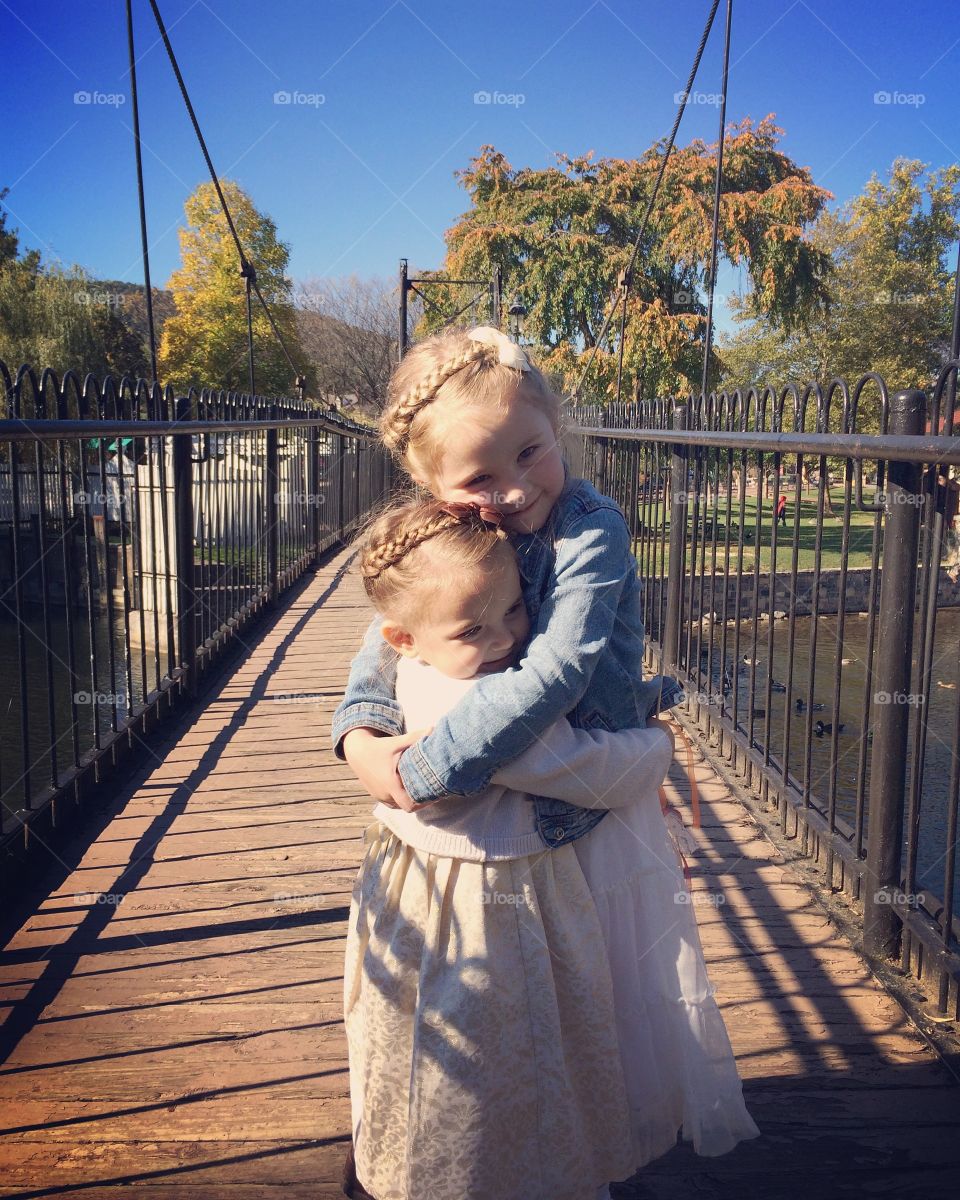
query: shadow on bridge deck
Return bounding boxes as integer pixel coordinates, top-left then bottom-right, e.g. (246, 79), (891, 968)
(0, 544), (958, 1199)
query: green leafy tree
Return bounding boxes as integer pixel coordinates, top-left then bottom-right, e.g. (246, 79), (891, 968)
(159, 179), (309, 396)
(0, 189), (149, 379)
(421, 116), (831, 401)
(721, 159), (960, 430)
(0, 188), (24, 267)
(0, 188), (44, 366)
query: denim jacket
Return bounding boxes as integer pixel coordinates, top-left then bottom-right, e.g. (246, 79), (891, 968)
(331, 471), (684, 847)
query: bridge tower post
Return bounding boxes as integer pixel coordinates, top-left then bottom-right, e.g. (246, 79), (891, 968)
(662, 401), (690, 686)
(173, 396), (197, 698)
(863, 388), (926, 961)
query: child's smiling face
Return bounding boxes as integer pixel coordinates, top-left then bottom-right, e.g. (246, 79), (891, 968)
(381, 544), (531, 680)
(419, 386), (566, 535)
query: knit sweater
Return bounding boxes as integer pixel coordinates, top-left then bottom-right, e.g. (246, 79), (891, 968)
(371, 656), (673, 862)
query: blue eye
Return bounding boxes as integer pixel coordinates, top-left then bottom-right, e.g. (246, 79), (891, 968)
(518, 445), (538, 461)
(466, 475), (490, 488)
(458, 626), (481, 641)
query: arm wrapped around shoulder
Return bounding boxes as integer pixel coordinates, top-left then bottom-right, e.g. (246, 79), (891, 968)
(491, 719), (673, 810)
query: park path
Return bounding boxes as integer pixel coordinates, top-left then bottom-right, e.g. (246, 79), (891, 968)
(0, 544), (958, 1199)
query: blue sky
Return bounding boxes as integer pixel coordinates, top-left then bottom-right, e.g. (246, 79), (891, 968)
(2, 0), (958, 335)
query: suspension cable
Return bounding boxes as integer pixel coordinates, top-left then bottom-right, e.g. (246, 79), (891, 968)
(700, 0), (733, 397)
(125, 0), (158, 380)
(569, 0), (722, 402)
(146, 0), (306, 393)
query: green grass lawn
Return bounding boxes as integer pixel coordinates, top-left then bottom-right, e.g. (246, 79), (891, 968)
(632, 489), (893, 574)
(196, 545), (262, 568)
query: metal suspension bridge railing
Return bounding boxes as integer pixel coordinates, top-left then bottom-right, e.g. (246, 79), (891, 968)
(565, 361), (960, 1017)
(554, 0), (960, 1016)
(0, 361), (392, 882)
(0, 0), (404, 885)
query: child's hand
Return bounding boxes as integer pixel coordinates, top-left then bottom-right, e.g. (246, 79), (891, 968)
(646, 715), (676, 756)
(342, 726), (433, 811)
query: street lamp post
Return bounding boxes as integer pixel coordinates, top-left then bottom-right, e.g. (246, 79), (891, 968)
(508, 294), (527, 343)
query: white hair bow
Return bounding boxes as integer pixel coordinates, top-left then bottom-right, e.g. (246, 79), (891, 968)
(468, 325), (530, 372)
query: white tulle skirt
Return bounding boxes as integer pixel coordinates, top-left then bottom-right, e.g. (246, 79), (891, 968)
(343, 822), (641, 1200)
(573, 795), (761, 1170)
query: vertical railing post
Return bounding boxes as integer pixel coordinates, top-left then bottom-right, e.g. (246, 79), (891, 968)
(337, 432), (346, 541)
(265, 405), (279, 606)
(355, 437), (362, 533)
(398, 259), (409, 362)
(864, 388), (926, 960)
(307, 423), (320, 565)
(172, 396), (196, 698)
(662, 402), (689, 675)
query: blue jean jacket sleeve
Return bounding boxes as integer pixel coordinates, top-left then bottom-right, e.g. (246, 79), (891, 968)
(397, 504), (634, 802)
(330, 614), (403, 759)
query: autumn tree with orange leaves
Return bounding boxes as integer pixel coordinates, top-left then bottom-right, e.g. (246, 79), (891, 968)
(419, 116), (832, 402)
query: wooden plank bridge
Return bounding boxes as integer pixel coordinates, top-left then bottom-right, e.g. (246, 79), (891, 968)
(1, 545), (959, 1199)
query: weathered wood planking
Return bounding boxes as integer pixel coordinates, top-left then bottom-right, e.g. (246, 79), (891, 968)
(0, 545), (957, 1198)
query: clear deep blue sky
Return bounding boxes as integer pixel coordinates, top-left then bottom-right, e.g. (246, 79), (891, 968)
(2, 0), (958, 334)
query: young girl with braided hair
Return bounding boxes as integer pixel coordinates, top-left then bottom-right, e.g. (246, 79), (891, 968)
(334, 327), (760, 1197)
(343, 498), (680, 1200)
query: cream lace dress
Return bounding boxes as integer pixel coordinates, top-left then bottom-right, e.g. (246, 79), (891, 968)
(343, 658), (759, 1200)
(343, 658), (676, 1200)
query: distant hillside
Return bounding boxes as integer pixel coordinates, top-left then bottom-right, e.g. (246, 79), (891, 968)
(295, 308), (343, 352)
(96, 282), (389, 403)
(295, 307), (394, 412)
(295, 307), (392, 365)
(97, 281), (176, 348)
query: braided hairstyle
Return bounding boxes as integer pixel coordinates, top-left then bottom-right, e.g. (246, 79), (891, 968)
(379, 326), (560, 484)
(380, 341), (493, 456)
(360, 497), (511, 623)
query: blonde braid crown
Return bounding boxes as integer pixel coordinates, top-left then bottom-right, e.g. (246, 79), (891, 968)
(360, 509), (464, 578)
(359, 498), (510, 619)
(379, 326), (536, 460)
(381, 342), (492, 455)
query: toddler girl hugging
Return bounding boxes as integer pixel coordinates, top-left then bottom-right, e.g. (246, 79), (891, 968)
(346, 496), (689, 1200)
(335, 326), (760, 1198)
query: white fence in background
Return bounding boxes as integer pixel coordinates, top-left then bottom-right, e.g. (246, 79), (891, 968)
(1, 436), (323, 614)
